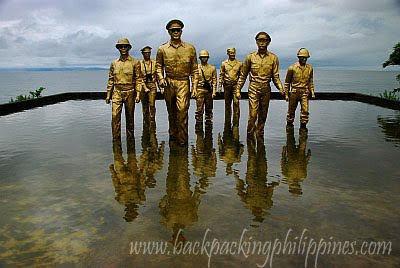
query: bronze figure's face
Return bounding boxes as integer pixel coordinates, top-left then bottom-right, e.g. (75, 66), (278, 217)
(256, 34), (270, 51)
(199, 56), (209, 65)
(228, 51), (236, 60)
(117, 44), (130, 56)
(168, 27), (183, 41)
(142, 51), (151, 60)
(298, 56), (308, 65)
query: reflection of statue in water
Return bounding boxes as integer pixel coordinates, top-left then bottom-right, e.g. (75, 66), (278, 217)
(139, 122), (165, 188)
(191, 123), (217, 193)
(159, 144), (201, 246)
(235, 139), (278, 226)
(110, 138), (146, 222)
(281, 126), (311, 196)
(218, 120), (244, 176)
(377, 113), (400, 146)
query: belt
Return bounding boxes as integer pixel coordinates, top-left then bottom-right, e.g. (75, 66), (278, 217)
(115, 84), (135, 91)
(166, 76), (189, 81)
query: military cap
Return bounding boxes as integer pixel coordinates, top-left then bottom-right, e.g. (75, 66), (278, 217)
(255, 32), (271, 42)
(166, 19), (184, 30)
(227, 48), (236, 54)
(141, 46), (152, 52)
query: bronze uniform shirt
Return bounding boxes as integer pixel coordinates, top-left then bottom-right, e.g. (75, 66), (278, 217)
(284, 62), (314, 93)
(219, 59), (242, 85)
(139, 59), (158, 86)
(156, 40), (198, 83)
(198, 64), (217, 90)
(107, 55), (140, 92)
(236, 51), (284, 92)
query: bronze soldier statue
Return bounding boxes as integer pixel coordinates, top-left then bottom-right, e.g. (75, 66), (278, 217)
(218, 48), (242, 123)
(195, 50), (217, 124)
(284, 48), (315, 128)
(138, 46), (159, 123)
(236, 32), (285, 139)
(106, 38), (141, 140)
(156, 19), (199, 145)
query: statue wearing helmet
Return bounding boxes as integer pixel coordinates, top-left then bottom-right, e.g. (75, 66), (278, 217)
(196, 49), (217, 124)
(284, 48), (315, 128)
(106, 38), (142, 140)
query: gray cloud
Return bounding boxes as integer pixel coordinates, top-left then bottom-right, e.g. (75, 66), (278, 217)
(0, 0), (399, 69)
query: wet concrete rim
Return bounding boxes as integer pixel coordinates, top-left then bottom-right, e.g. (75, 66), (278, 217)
(0, 92), (399, 116)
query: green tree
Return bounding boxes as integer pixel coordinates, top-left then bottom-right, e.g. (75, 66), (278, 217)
(382, 42), (400, 93)
(9, 87), (45, 103)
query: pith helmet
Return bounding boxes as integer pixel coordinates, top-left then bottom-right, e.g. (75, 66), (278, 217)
(297, 48), (310, 58)
(141, 46), (152, 52)
(199, 50), (210, 58)
(116, 38), (132, 49)
(166, 19), (184, 30)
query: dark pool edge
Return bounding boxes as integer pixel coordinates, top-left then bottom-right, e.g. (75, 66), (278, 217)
(1, 92), (399, 116)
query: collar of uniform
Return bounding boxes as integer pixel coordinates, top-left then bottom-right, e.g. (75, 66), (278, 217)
(200, 63), (209, 69)
(227, 59), (237, 66)
(295, 62), (307, 68)
(118, 55), (132, 62)
(168, 40), (185, 48)
(255, 50), (269, 57)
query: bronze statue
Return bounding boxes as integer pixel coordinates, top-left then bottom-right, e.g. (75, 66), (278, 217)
(284, 48), (315, 128)
(281, 126), (311, 195)
(219, 48), (242, 124)
(236, 32), (285, 139)
(106, 38), (142, 140)
(138, 46), (159, 123)
(195, 50), (217, 124)
(156, 19), (199, 145)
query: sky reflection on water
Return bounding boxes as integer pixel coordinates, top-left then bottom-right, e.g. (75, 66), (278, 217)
(0, 100), (399, 267)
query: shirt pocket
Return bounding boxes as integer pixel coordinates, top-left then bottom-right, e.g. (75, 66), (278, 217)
(164, 58), (176, 74)
(123, 63), (134, 77)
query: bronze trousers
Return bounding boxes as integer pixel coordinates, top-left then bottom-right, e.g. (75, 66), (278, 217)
(111, 89), (136, 139)
(223, 82), (240, 122)
(247, 82), (271, 137)
(195, 87), (213, 122)
(141, 83), (157, 121)
(286, 88), (309, 124)
(164, 77), (190, 144)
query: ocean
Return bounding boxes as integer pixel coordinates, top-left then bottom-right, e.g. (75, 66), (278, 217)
(0, 69), (399, 104)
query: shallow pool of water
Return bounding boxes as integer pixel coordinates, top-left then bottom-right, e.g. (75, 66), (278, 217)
(0, 100), (399, 267)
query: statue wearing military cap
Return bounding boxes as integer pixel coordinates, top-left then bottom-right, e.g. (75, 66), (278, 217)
(106, 37), (142, 140)
(156, 19), (199, 145)
(235, 31), (285, 139)
(138, 45), (159, 124)
(166, 19), (184, 30)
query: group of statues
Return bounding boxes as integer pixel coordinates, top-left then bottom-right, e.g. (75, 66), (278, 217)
(106, 19), (315, 145)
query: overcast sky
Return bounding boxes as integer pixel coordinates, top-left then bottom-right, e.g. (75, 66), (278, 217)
(0, 0), (399, 70)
